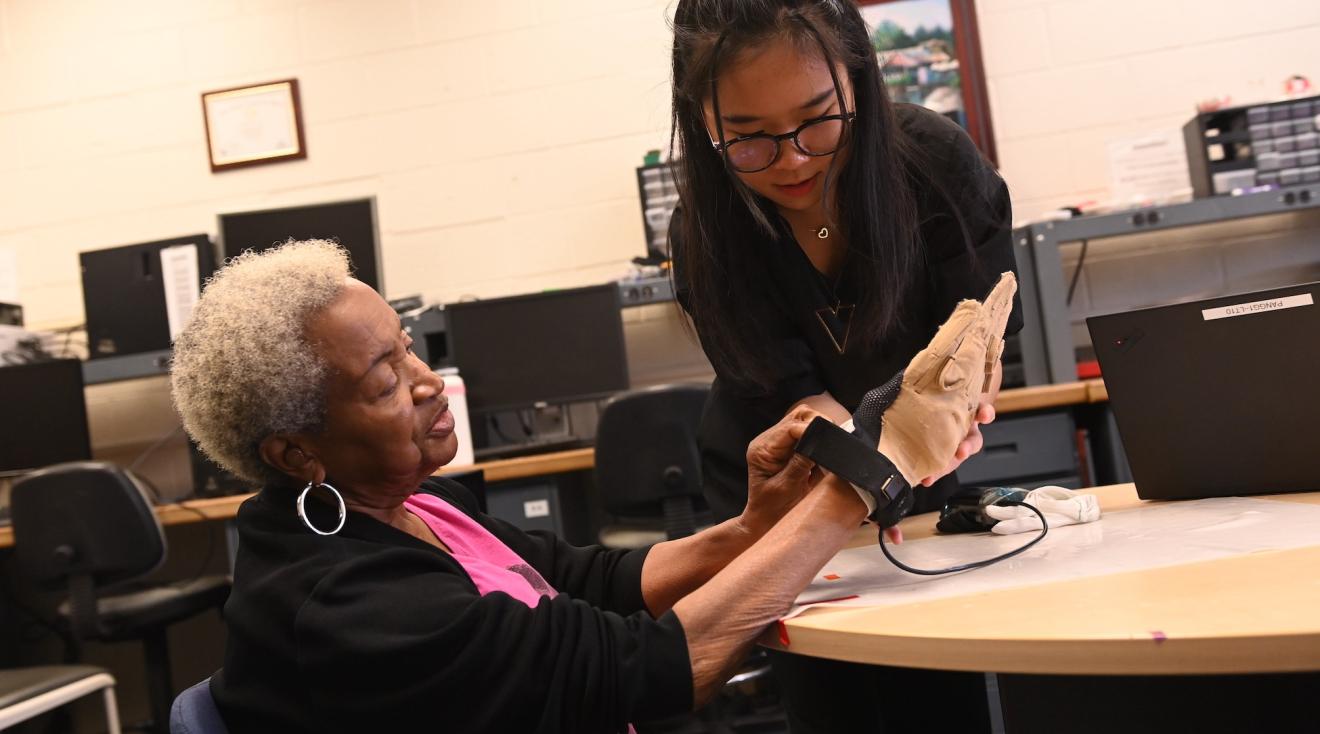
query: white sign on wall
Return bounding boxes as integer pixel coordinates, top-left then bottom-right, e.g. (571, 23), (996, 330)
(1106, 129), (1193, 206)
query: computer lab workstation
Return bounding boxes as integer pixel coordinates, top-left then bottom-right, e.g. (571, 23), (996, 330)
(3, 3), (1320, 733)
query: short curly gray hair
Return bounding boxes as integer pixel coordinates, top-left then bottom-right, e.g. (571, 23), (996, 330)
(171, 239), (351, 484)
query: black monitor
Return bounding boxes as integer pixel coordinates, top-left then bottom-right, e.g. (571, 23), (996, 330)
(0, 359), (93, 474)
(218, 198), (382, 292)
(81, 234), (217, 359)
(445, 284), (630, 413)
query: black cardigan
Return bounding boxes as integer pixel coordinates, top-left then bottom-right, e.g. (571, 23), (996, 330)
(211, 477), (692, 733)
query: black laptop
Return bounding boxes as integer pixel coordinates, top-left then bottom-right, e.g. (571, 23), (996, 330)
(1087, 282), (1320, 500)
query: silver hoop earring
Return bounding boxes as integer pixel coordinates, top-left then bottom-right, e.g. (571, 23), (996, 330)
(297, 481), (346, 536)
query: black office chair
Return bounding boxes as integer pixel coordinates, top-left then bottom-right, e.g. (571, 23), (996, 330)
(11, 462), (231, 734)
(596, 385), (782, 732)
(594, 384), (710, 547)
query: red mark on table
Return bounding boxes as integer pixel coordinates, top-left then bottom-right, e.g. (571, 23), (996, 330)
(823, 573), (841, 581)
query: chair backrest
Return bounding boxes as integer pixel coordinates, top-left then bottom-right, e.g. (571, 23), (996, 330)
(594, 384), (710, 527)
(170, 676), (228, 734)
(11, 461), (166, 590)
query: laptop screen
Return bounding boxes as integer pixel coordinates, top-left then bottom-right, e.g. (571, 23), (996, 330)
(1087, 282), (1319, 500)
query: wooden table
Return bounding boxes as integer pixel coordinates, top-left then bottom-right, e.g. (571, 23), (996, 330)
(770, 483), (1320, 676)
(0, 380), (1108, 550)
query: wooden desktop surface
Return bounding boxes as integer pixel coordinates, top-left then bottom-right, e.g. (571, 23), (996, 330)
(768, 484), (1320, 676)
(0, 380), (1106, 549)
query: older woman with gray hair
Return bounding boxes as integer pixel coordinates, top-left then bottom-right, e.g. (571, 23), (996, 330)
(170, 239), (877, 733)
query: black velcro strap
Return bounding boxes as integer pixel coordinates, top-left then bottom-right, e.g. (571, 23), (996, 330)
(796, 417), (907, 516)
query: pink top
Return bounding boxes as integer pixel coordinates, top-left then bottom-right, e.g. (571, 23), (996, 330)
(405, 492), (556, 608)
(406, 492), (636, 733)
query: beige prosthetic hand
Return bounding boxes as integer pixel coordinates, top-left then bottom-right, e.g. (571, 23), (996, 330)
(795, 272), (1018, 527)
(877, 272), (1017, 484)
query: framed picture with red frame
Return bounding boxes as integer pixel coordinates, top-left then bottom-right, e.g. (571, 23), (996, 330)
(856, 0), (997, 165)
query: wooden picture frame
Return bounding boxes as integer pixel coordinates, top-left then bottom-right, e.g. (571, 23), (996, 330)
(857, 0), (997, 165)
(201, 79), (307, 173)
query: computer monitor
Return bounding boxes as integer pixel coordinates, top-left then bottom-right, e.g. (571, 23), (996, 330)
(444, 284), (630, 413)
(218, 198), (383, 292)
(0, 359), (93, 474)
(81, 234), (217, 359)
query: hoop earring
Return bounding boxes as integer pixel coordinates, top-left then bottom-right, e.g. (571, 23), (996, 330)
(297, 481), (346, 536)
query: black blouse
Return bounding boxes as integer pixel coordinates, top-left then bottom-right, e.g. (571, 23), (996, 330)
(674, 104), (1025, 521)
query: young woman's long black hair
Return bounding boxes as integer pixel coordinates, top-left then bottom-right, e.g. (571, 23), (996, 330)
(670, 0), (923, 390)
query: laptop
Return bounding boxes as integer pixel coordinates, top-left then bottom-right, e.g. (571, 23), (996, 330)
(1087, 282), (1320, 500)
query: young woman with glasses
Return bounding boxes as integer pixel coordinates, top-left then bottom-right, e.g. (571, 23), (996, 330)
(667, 1), (1023, 730)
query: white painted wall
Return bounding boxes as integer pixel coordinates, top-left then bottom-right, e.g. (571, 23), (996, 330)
(2, 0), (1318, 331)
(0, 0), (676, 329)
(979, 0), (1320, 221)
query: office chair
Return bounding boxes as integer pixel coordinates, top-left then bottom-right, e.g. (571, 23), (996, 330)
(0, 665), (121, 732)
(596, 386), (781, 731)
(594, 383), (710, 547)
(169, 676), (227, 734)
(11, 462), (232, 734)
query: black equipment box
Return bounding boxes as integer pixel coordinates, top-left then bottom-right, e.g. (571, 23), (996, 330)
(1183, 96), (1320, 197)
(80, 234), (216, 359)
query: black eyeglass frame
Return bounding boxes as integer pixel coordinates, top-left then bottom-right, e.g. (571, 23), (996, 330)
(711, 112), (858, 174)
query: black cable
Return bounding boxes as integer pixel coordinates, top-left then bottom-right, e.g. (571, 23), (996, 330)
(1065, 239), (1089, 307)
(158, 501), (221, 586)
(879, 501), (1049, 576)
(127, 425), (186, 474)
(131, 472), (222, 586)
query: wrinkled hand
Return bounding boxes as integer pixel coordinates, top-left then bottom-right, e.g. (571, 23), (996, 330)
(741, 407), (821, 537)
(878, 273), (1016, 485)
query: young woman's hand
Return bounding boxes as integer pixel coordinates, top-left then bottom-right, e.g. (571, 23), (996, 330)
(918, 401), (995, 487)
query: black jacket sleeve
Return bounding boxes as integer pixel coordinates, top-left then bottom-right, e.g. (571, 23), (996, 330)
(294, 548), (693, 733)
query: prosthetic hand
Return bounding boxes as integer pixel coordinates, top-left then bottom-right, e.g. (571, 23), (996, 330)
(984, 486), (1100, 535)
(795, 273), (1018, 528)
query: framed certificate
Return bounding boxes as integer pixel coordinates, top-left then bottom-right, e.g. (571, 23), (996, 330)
(201, 79), (307, 172)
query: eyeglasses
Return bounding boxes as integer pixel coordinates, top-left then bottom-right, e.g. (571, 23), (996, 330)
(713, 112), (856, 173)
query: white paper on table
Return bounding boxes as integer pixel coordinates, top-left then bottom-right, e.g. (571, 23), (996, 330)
(788, 496), (1320, 618)
(1106, 129), (1193, 206)
(0, 246), (18, 304)
(159, 244), (201, 340)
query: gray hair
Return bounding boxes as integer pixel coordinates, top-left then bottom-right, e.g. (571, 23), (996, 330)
(171, 239), (351, 484)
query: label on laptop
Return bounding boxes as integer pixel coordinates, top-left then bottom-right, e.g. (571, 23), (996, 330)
(1201, 293), (1313, 321)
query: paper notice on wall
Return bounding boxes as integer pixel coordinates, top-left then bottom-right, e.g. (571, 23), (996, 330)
(160, 244), (201, 340)
(1107, 129), (1193, 206)
(0, 247), (18, 304)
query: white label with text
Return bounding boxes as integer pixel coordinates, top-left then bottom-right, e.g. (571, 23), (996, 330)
(524, 499), (550, 518)
(1202, 294), (1313, 321)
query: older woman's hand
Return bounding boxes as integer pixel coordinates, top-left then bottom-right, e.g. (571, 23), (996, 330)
(739, 407), (820, 538)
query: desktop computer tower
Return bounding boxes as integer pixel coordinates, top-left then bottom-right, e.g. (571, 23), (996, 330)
(485, 481), (565, 537)
(81, 234), (216, 359)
